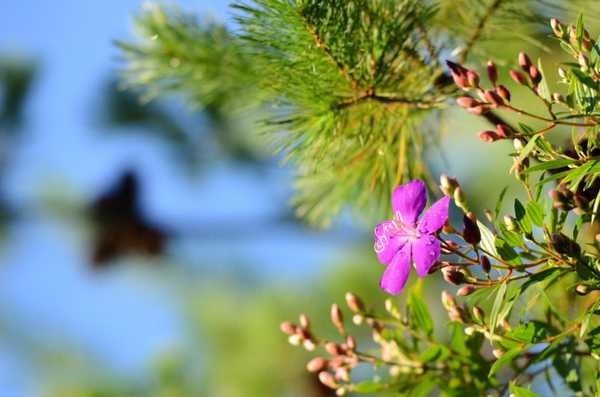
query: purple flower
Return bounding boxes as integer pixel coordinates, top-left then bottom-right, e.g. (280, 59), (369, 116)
(373, 180), (449, 295)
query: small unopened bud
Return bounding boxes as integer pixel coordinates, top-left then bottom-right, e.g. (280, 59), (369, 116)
(558, 67), (567, 79)
(330, 304), (345, 335)
(448, 306), (465, 323)
(280, 321), (296, 335)
(496, 85), (511, 102)
(518, 52), (532, 71)
(441, 290), (456, 310)
(467, 70), (480, 87)
(457, 285), (477, 296)
(303, 339), (316, 351)
(575, 284), (590, 296)
(513, 138), (524, 151)
(464, 326), (476, 336)
(325, 342), (341, 356)
(503, 215), (518, 232)
(299, 314), (310, 329)
(463, 212), (481, 245)
(466, 105), (487, 115)
(486, 61), (498, 85)
(288, 334), (302, 346)
(550, 18), (563, 38)
(307, 357), (328, 373)
(440, 174), (459, 197)
(472, 306), (484, 323)
(352, 314), (363, 325)
(480, 255), (491, 273)
(447, 61), (469, 89)
(318, 371), (338, 389)
(578, 53), (589, 70)
(336, 387), (347, 396)
(552, 92), (564, 103)
(484, 90), (504, 107)
(384, 298), (401, 318)
(484, 208), (493, 222)
(569, 25), (578, 45)
(442, 266), (465, 285)
(345, 336), (356, 350)
(479, 130), (501, 143)
(344, 292), (364, 313)
(335, 368), (350, 383)
(529, 65), (541, 85)
(492, 349), (505, 359)
(453, 187), (467, 211)
(510, 70), (527, 85)
(456, 96), (478, 108)
(495, 124), (512, 139)
(596, 233), (600, 244)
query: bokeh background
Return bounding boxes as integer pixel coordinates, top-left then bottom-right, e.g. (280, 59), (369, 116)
(0, 1), (571, 396)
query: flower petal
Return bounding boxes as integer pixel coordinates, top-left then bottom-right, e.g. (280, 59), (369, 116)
(417, 196), (449, 234)
(412, 235), (440, 277)
(379, 244), (412, 295)
(374, 221), (408, 265)
(391, 180), (427, 226)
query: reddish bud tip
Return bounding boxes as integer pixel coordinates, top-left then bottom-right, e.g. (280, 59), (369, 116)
(467, 70), (480, 87)
(486, 61), (498, 85)
(484, 90), (504, 107)
(518, 52), (532, 71)
(495, 124), (512, 138)
(480, 255), (491, 273)
(457, 285), (476, 296)
(280, 321), (296, 335)
(529, 65), (542, 85)
(510, 70), (527, 85)
(456, 96), (478, 108)
(462, 212), (481, 245)
(479, 130), (501, 143)
(496, 85), (511, 102)
(466, 105), (487, 115)
(550, 18), (563, 37)
(307, 357), (328, 373)
(318, 371), (338, 389)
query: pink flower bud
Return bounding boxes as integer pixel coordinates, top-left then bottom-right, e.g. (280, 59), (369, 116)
(495, 124), (512, 138)
(575, 284), (590, 296)
(510, 70), (527, 85)
(325, 342), (342, 356)
(456, 96), (478, 108)
(330, 304), (345, 335)
(457, 285), (476, 296)
(467, 70), (480, 87)
(496, 85), (511, 101)
(344, 292), (364, 313)
(578, 53), (589, 69)
(518, 51), (532, 71)
(307, 357), (328, 373)
(441, 290), (456, 310)
(486, 61), (497, 85)
(318, 371), (338, 389)
(529, 65), (542, 85)
(484, 90), (504, 107)
(479, 130), (501, 143)
(299, 313), (310, 329)
(280, 321), (296, 335)
(442, 266), (465, 285)
(466, 105), (487, 115)
(550, 18), (563, 37)
(345, 335), (356, 350)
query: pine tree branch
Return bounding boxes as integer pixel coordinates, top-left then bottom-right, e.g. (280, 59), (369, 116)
(459, 0), (505, 63)
(298, 10), (359, 91)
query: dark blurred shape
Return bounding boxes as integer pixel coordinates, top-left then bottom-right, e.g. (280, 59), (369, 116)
(0, 59), (36, 129)
(307, 374), (336, 397)
(90, 170), (166, 266)
(0, 58), (37, 237)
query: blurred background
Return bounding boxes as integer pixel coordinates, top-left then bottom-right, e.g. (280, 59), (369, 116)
(0, 1), (561, 396)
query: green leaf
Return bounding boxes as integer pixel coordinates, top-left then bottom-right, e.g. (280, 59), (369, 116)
(478, 221), (498, 256)
(419, 345), (443, 363)
(352, 380), (388, 393)
(509, 384), (541, 397)
(499, 223), (524, 248)
(408, 291), (433, 337)
(495, 186), (509, 220)
(536, 59), (551, 102)
(489, 282), (507, 339)
(505, 321), (550, 343)
(489, 347), (521, 377)
(495, 238), (521, 265)
(525, 158), (575, 173)
(521, 268), (563, 293)
(526, 201), (544, 227)
(514, 199), (532, 235)
(515, 134), (541, 163)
